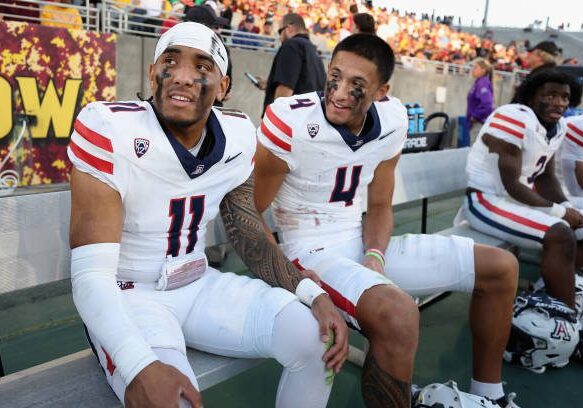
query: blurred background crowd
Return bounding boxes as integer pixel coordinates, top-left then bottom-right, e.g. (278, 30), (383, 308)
(1, 0), (580, 72)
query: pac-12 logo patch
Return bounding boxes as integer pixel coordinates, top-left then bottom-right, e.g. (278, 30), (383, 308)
(307, 123), (319, 138)
(134, 138), (150, 158)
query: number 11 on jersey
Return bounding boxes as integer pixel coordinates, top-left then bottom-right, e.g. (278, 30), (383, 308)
(166, 195), (206, 257)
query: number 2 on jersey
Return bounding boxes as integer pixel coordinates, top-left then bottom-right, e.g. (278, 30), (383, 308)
(166, 196), (205, 257)
(527, 155), (547, 184)
(329, 166), (363, 207)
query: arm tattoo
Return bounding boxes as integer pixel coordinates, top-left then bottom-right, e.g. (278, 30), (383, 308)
(362, 353), (410, 408)
(219, 174), (302, 292)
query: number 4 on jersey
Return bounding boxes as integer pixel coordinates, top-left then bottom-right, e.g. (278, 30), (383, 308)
(329, 166), (363, 207)
(166, 195), (205, 257)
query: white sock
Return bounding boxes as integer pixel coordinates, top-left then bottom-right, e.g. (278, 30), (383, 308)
(470, 378), (504, 400)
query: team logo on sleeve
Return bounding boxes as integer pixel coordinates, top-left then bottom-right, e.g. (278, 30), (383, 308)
(134, 138), (150, 158)
(307, 123), (320, 138)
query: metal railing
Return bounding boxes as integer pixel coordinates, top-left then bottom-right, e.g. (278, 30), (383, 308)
(100, 0), (278, 52)
(0, 0), (99, 32)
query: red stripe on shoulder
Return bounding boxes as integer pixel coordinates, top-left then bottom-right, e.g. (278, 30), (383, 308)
(265, 106), (292, 138)
(567, 133), (583, 148)
(493, 113), (526, 129)
(69, 140), (114, 174)
(489, 122), (524, 139)
(568, 122), (583, 137)
(74, 119), (114, 153)
(261, 122), (291, 152)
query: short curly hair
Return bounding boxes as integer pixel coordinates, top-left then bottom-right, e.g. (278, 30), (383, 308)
(514, 69), (582, 108)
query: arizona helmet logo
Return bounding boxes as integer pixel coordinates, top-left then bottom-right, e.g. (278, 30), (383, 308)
(307, 123), (319, 138)
(134, 138), (150, 158)
(551, 320), (572, 341)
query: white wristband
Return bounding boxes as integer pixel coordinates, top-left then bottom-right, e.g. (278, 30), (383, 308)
(295, 278), (327, 307)
(540, 203), (567, 218)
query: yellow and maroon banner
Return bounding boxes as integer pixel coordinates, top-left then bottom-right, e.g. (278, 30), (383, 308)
(0, 21), (116, 185)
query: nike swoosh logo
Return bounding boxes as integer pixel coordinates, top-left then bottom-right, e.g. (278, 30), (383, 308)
(379, 129), (398, 140)
(225, 152), (242, 163)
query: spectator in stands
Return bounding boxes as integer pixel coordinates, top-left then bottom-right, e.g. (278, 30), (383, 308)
(40, 0), (83, 30)
(220, 0), (233, 28)
(312, 17), (331, 35)
(258, 12), (326, 113)
(352, 12), (375, 34)
(232, 14), (261, 48)
(511, 41), (562, 103)
(128, 0), (164, 34)
(262, 17), (273, 36)
(0, 0), (39, 23)
(466, 58), (495, 144)
(525, 41), (561, 73)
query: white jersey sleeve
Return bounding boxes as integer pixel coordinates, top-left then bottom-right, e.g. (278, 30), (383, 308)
(67, 102), (130, 197)
(481, 104), (530, 149)
(563, 116), (583, 161)
(257, 98), (298, 171)
(214, 107), (257, 189)
(378, 97), (407, 161)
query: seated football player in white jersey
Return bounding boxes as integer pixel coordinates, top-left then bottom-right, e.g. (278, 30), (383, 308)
(556, 115), (583, 208)
(254, 34), (519, 408)
(463, 70), (583, 312)
(67, 22), (349, 408)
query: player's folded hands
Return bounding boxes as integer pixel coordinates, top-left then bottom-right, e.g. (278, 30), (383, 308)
(125, 361), (203, 408)
(311, 294), (349, 374)
(564, 207), (583, 228)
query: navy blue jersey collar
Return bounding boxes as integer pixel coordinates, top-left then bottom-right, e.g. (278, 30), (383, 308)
(319, 94), (381, 151)
(151, 103), (226, 179)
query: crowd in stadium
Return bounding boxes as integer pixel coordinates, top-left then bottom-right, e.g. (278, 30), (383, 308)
(1, 0), (577, 72)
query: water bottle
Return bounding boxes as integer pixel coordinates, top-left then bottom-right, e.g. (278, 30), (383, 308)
(414, 103), (425, 133)
(406, 103), (416, 134)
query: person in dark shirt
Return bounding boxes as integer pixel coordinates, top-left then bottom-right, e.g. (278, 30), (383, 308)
(232, 14), (261, 48)
(353, 12), (375, 34)
(258, 13), (326, 113)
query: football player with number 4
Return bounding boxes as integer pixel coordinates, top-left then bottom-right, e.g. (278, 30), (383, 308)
(254, 34), (520, 408)
(67, 22), (348, 408)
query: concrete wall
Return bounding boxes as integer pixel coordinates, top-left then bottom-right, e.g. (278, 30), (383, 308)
(116, 34), (517, 126)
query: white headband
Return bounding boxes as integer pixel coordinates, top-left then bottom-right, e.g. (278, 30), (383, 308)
(154, 22), (228, 76)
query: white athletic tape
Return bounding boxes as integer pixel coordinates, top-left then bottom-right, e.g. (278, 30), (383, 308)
(295, 278), (328, 307)
(71, 243), (158, 384)
(154, 22), (228, 76)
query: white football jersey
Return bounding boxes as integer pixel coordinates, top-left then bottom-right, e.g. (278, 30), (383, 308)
(467, 104), (567, 195)
(556, 115), (583, 196)
(68, 101), (256, 282)
(258, 91), (407, 247)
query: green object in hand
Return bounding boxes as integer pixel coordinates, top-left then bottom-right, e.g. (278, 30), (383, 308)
(324, 330), (335, 386)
